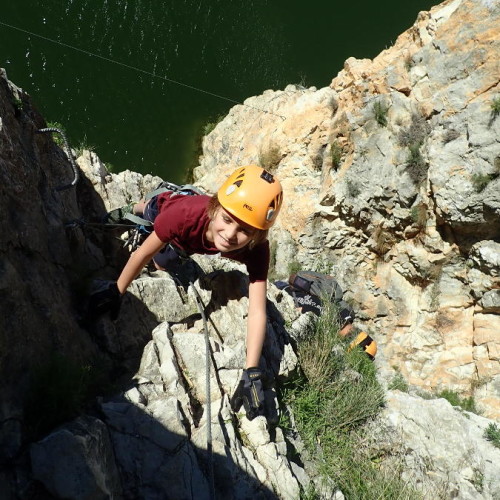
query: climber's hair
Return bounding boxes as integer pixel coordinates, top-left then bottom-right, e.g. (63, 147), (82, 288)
(207, 194), (268, 249)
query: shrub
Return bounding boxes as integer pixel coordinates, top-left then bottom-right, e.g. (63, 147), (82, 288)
(373, 100), (389, 127)
(471, 170), (499, 192)
(398, 113), (430, 185)
(406, 143), (427, 184)
(46, 121), (67, 147)
(331, 141), (343, 169)
(410, 203), (428, 231)
(258, 143), (281, 172)
(281, 302), (424, 498)
(484, 423), (500, 449)
(397, 113), (429, 148)
(202, 114), (225, 136)
(287, 260), (302, 276)
(388, 371), (409, 392)
(437, 389), (477, 413)
(471, 173), (494, 192)
(490, 96), (500, 118)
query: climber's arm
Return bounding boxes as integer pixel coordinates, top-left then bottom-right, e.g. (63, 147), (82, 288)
(245, 279), (268, 368)
(117, 231), (165, 294)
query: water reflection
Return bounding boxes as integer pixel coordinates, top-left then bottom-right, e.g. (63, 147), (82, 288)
(0, 0), (435, 181)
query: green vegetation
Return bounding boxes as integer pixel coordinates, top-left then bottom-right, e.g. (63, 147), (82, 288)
(398, 113), (430, 185)
(287, 260), (302, 276)
(13, 96), (23, 113)
(436, 389), (477, 413)
(331, 141), (343, 169)
(490, 96), (500, 118)
(282, 302), (423, 499)
(471, 164), (500, 192)
(373, 100), (390, 127)
(484, 423), (500, 449)
(258, 142), (282, 172)
(388, 370), (410, 393)
(410, 203), (428, 232)
(105, 162), (115, 173)
(471, 173), (494, 192)
(46, 121), (67, 147)
(405, 140), (426, 185)
(202, 113), (225, 136)
(74, 136), (95, 157)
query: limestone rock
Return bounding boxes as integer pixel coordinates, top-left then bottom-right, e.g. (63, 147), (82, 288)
(367, 391), (500, 499)
(195, 0), (500, 418)
(30, 416), (122, 499)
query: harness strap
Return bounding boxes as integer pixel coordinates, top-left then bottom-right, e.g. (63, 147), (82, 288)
(123, 213), (153, 226)
(145, 183), (206, 201)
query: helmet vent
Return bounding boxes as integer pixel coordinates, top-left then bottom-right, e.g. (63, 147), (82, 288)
(260, 170), (274, 183)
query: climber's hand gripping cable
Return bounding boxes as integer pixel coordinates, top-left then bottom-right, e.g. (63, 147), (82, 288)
(230, 367), (266, 420)
(87, 281), (122, 320)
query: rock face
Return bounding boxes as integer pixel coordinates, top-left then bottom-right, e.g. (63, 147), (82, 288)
(1, 0), (500, 498)
(195, 0), (500, 418)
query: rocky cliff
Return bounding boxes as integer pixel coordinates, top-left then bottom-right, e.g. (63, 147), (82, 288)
(1, 0), (500, 498)
(196, 0), (500, 419)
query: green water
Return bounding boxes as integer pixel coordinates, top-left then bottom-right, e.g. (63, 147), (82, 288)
(0, 0), (436, 182)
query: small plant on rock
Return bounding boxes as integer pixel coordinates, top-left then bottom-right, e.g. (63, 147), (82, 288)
(490, 96), (500, 118)
(471, 158), (500, 192)
(410, 203), (428, 231)
(471, 173), (494, 192)
(202, 114), (225, 136)
(373, 100), (390, 127)
(258, 142), (282, 172)
(46, 121), (67, 148)
(437, 389), (477, 413)
(484, 423), (500, 449)
(388, 370), (409, 392)
(398, 112), (430, 185)
(331, 141), (343, 169)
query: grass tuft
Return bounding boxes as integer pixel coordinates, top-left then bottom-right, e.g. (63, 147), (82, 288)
(484, 423), (500, 449)
(373, 100), (390, 127)
(282, 301), (422, 498)
(436, 389), (477, 413)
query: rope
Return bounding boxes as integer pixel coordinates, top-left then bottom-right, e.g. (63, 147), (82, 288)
(189, 280), (216, 500)
(0, 19), (286, 120)
(37, 127), (79, 190)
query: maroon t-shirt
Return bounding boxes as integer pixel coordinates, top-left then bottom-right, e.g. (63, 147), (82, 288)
(153, 193), (270, 282)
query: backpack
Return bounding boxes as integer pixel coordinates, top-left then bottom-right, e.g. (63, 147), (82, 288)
(289, 270), (344, 302)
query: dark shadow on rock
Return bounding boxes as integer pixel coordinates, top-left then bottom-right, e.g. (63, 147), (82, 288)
(95, 392), (280, 500)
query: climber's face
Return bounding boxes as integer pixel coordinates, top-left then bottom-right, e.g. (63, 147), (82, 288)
(207, 207), (256, 253)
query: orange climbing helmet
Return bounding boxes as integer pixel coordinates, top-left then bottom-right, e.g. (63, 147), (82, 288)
(348, 331), (378, 360)
(217, 165), (283, 230)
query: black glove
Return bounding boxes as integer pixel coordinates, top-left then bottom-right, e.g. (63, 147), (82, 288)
(87, 281), (122, 320)
(230, 368), (266, 420)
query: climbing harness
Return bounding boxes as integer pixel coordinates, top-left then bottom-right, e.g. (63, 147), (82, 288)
(37, 127), (79, 191)
(116, 181), (207, 252)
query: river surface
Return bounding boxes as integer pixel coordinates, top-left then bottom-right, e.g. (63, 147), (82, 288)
(0, 0), (435, 182)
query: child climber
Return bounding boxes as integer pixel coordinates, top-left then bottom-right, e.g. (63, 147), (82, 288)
(89, 165), (284, 420)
